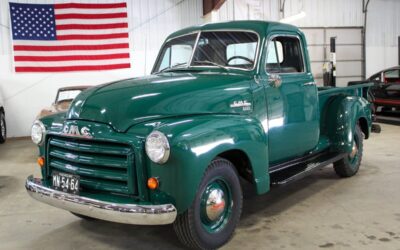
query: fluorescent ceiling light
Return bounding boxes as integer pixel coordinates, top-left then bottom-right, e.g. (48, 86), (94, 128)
(280, 11), (306, 24)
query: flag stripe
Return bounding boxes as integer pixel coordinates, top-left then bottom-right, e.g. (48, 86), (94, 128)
(14, 43), (129, 51)
(14, 48), (129, 56)
(57, 28), (128, 35)
(57, 33), (128, 40)
(14, 45), (129, 53)
(56, 23), (128, 30)
(56, 18), (128, 25)
(13, 49), (129, 56)
(55, 13), (127, 20)
(54, 3), (127, 9)
(15, 53), (130, 62)
(15, 58), (130, 67)
(55, 8), (127, 15)
(16, 63), (131, 72)
(13, 38), (129, 46)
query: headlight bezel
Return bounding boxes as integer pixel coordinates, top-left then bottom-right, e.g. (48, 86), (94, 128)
(31, 120), (46, 145)
(145, 130), (170, 164)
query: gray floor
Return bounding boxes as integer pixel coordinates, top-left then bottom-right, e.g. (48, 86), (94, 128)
(0, 123), (399, 250)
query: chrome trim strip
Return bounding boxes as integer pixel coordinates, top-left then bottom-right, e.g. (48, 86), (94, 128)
(25, 176), (177, 225)
(303, 81), (316, 86)
(187, 31), (201, 69)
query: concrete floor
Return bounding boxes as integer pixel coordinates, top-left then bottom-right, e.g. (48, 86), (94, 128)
(0, 123), (399, 250)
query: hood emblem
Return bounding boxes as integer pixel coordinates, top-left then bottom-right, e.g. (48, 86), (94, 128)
(62, 125), (92, 139)
(230, 100), (252, 111)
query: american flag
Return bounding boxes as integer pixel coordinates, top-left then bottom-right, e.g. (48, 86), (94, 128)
(9, 2), (131, 73)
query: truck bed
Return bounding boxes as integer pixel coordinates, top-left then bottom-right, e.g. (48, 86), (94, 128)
(318, 82), (373, 112)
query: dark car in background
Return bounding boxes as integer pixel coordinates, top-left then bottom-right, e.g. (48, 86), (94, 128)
(368, 66), (400, 111)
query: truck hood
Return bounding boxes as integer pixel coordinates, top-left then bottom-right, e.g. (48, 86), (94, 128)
(67, 72), (254, 132)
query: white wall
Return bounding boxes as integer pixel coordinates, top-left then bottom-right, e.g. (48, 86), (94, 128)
(365, 0), (400, 76)
(213, 0), (400, 78)
(0, 0), (203, 137)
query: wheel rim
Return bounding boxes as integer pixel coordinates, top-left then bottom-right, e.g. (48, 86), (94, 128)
(348, 134), (359, 166)
(200, 178), (233, 233)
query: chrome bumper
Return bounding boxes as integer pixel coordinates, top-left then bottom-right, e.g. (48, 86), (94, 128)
(25, 175), (177, 225)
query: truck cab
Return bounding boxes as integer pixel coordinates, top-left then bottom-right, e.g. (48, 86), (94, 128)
(26, 21), (373, 250)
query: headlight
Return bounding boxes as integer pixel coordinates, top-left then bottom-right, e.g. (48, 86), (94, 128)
(145, 131), (170, 164)
(31, 120), (46, 145)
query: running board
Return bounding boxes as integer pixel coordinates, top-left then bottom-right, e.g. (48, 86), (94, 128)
(270, 153), (346, 186)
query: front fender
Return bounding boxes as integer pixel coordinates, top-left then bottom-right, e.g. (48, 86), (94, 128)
(131, 114), (269, 213)
(324, 95), (371, 153)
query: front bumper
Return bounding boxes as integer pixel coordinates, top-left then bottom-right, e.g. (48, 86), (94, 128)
(25, 175), (177, 225)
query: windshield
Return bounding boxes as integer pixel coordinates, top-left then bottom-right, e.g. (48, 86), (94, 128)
(153, 31), (258, 73)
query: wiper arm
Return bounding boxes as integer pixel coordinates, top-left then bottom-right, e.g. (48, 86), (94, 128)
(155, 62), (188, 74)
(192, 60), (229, 71)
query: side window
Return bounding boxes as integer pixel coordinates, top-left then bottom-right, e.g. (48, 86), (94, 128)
(266, 40), (283, 73)
(370, 73), (381, 82)
(266, 36), (304, 74)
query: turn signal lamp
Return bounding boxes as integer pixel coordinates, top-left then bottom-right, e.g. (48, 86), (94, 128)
(37, 157), (45, 168)
(147, 177), (159, 190)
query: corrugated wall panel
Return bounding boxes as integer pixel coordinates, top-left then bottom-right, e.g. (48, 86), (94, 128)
(286, 0), (363, 27)
(366, 0), (400, 76)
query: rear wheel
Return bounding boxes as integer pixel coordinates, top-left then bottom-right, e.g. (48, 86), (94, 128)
(334, 124), (363, 177)
(0, 112), (6, 144)
(174, 157), (243, 250)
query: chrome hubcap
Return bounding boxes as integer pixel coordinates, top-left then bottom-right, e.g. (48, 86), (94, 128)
(205, 188), (226, 221)
(349, 142), (358, 159)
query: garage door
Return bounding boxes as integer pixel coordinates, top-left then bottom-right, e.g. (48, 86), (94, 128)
(301, 27), (364, 87)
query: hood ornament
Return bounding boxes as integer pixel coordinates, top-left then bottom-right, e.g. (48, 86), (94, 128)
(62, 125), (92, 138)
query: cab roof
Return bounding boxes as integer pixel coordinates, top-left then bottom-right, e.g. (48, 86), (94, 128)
(166, 20), (300, 40)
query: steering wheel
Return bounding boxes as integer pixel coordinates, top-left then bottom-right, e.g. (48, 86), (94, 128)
(226, 56), (254, 65)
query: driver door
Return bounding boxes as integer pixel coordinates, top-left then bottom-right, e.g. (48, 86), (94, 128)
(264, 34), (319, 164)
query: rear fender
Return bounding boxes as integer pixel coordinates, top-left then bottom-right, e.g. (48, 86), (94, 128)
(324, 96), (371, 153)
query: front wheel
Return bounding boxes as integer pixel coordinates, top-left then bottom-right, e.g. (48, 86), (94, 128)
(0, 112), (6, 144)
(174, 158), (243, 250)
(334, 124), (364, 177)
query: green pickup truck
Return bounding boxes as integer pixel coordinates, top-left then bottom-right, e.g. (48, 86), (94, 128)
(27, 21), (374, 249)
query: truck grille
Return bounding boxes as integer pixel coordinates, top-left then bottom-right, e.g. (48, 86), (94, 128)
(47, 136), (136, 196)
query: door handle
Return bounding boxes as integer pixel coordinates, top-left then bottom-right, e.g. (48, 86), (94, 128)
(268, 74), (282, 88)
(303, 82), (315, 86)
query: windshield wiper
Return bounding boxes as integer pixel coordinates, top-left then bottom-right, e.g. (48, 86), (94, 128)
(192, 60), (229, 71)
(155, 62), (188, 74)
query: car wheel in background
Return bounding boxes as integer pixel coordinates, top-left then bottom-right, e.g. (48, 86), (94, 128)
(0, 111), (6, 144)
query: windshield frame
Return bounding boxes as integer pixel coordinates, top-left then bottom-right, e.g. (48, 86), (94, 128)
(151, 29), (261, 74)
